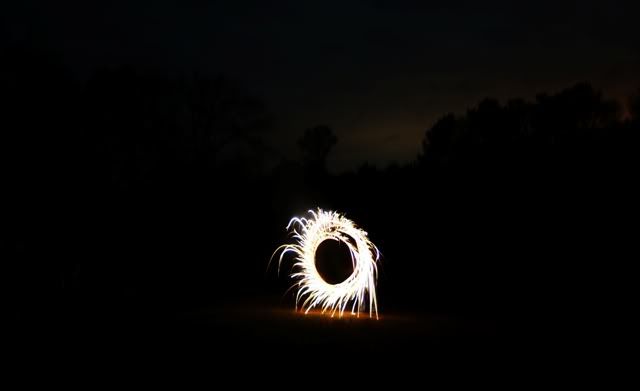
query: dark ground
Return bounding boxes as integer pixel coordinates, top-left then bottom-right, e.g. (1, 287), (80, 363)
(10, 289), (580, 384)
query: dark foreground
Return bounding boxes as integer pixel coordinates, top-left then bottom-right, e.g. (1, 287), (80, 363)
(12, 298), (565, 383)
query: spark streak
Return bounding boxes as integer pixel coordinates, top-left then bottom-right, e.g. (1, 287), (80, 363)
(273, 209), (380, 319)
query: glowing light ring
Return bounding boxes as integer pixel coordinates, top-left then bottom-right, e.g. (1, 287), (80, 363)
(274, 208), (380, 319)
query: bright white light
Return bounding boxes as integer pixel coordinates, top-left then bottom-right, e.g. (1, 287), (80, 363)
(273, 208), (380, 319)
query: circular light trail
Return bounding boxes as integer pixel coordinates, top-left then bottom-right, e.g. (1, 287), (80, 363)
(273, 208), (380, 319)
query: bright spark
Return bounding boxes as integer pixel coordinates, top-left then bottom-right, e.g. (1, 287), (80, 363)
(272, 208), (380, 319)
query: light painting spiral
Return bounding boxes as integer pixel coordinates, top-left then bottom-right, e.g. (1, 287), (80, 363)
(273, 208), (380, 319)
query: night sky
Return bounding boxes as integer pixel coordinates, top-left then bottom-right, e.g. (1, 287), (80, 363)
(4, 0), (639, 171)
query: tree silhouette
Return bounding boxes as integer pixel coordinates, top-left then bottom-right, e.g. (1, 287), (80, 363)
(79, 68), (275, 191)
(421, 83), (622, 174)
(297, 124), (337, 177)
(419, 113), (458, 169)
(187, 75), (272, 165)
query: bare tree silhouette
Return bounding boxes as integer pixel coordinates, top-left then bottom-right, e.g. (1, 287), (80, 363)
(297, 124), (337, 177)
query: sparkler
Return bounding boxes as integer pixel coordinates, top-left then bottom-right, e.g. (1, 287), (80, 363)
(272, 208), (380, 319)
